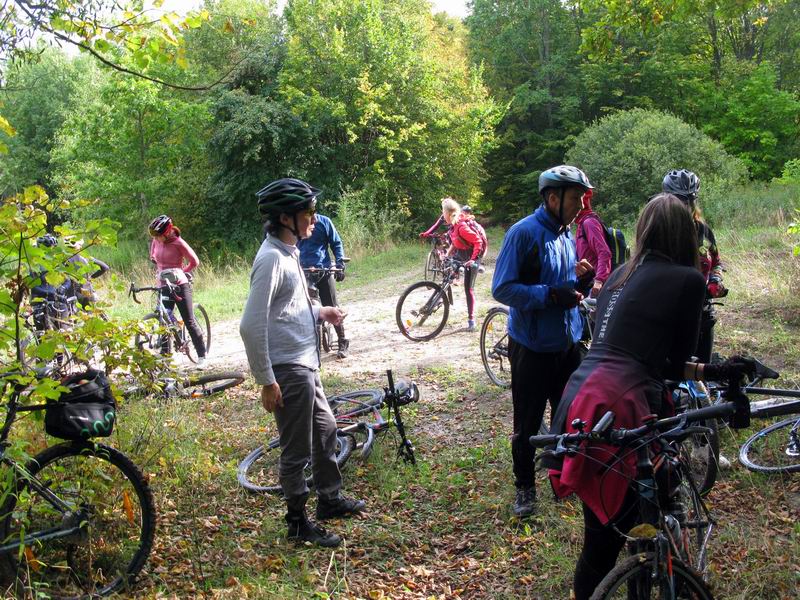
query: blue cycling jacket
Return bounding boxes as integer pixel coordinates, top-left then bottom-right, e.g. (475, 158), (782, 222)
(298, 215), (345, 269)
(491, 204), (583, 352)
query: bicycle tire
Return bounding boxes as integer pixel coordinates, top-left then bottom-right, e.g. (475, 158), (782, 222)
(480, 307), (511, 388)
(739, 416), (800, 474)
(677, 386), (719, 496)
(590, 552), (713, 600)
(424, 250), (440, 283)
(321, 323), (332, 354)
(182, 371), (245, 398)
(396, 281), (449, 341)
(238, 433), (355, 494)
(0, 442), (156, 599)
(745, 388), (800, 419)
(180, 304), (211, 364)
(134, 313), (164, 355)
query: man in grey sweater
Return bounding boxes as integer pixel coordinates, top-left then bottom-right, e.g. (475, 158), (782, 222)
(240, 178), (365, 547)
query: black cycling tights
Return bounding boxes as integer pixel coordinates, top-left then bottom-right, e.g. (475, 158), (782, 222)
(163, 282), (206, 358)
(574, 493), (639, 600)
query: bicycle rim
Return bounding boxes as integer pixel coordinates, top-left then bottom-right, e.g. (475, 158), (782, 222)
(739, 416), (800, 474)
(134, 314), (164, 356)
(424, 251), (440, 283)
(677, 388), (719, 496)
(590, 552), (713, 600)
(0, 442), (156, 599)
(182, 371), (245, 398)
(238, 434), (355, 494)
(321, 323), (332, 353)
(396, 281), (449, 341)
(480, 307), (511, 388)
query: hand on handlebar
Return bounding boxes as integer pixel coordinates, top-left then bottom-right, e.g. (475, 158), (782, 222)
(702, 355), (757, 383)
(334, 262), (346, 282)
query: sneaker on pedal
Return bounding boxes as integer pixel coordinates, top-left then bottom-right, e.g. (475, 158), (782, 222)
(336, 339), (350, 359)
(316, 494), (365, 520)
(286, 512), (341, 547)
(512, 486), (536, 518)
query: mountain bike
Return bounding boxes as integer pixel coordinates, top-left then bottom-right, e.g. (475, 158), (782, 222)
(303, 260), (348, 354)
(237, 370), (419, 494)
(672, 380), (720, 497)
(0, 371), (156, 598)
(122, 371), (245, 400)
(129, 280), (210, 364)
(396, 257), (464, 341)
(481, 299), (597, 390)
(423, 233), (450, 283)
(19, 292), (80, 373)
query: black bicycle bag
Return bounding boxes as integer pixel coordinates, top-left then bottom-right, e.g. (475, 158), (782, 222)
(45, 369), (117, 441)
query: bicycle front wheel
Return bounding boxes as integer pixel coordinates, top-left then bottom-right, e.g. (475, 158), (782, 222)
(396, 281), (449, 341)
(590, 552), (713, 600)
(677, 386), (720, 496)
(480, 307), (511, 388)
(739, 416), (800, 474)
(180, 304), (211, 363)
(181, 371), (245, 398)
(0, 442), (156, 599)
(237, 434), (355, 494)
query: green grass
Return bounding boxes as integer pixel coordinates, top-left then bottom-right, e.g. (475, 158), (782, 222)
(18, 217), (800, 598)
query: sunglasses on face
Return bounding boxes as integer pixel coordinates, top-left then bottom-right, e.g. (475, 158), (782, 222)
(304, 207), (317, 218)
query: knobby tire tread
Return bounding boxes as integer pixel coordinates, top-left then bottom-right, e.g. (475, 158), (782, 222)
(396, 281), (449, 342)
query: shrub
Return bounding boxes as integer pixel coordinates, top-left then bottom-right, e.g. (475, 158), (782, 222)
(565, 109), (748, 226)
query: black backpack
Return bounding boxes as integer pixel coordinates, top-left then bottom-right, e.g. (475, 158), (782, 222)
(45, 369), (116, 441)
(579, 214), (629, 270)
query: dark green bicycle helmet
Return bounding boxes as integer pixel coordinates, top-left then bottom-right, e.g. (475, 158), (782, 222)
(36, 234), (58, 247)
(256, 178), (320, 219)
(538, 165), (594, 196)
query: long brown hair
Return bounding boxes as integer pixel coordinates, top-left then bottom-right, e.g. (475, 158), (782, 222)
(610, 193), (699, 289)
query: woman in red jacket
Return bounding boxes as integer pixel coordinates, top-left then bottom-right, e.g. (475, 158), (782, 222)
(149, 215), (207, 366)
(442, 198), (483, 332)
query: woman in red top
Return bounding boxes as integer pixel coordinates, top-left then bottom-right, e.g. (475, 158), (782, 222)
(148, 215), (207, 366)
(442, 198), (482, 332)
(575, 189), (612, 297)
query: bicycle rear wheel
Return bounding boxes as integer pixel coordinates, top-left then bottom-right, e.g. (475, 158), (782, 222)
(739, 416), (800, 474)
(181, 371), (245, 398)
(425, 250), (441, 283)
(480, 307), (511, 388)
(0, 442), (156, 599)
(180, 304), (211, 363)
(237, 434), (355, 494)
(396, 281), (449, 341)
(134, 313), (167, 355)
(590, 552), (713, 600)
(675, 384), (719, 496)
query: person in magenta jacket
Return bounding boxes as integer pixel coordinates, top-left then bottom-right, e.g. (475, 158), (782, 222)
(442, 198), (483, 331)
(575, 189), (612, 297)
(148, 215), (207, 366)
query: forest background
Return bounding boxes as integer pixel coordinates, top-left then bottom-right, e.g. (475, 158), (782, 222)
(2, 0), (799, 261)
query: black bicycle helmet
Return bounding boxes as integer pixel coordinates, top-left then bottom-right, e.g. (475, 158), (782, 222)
(149, 215), (172, 236)
(256, 178), (320, 219)
(662, 169), (700, 204)
(461, 205), (472, 213)
(538, 165), (594, 195)
(37, 234), (57, 247)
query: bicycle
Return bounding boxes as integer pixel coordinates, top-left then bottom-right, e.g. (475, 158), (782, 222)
(122, 371), (245, 400)
(423, 233), (450, 283)
(19, 292), (80, 372)
(481, 299), (597, 390)
(303, 259), (348, 354)
(129, 280), (210, 364)
(237, 370), (419, 494)
(0, 370), (156, 597)
(396, 257), (465, 341)
(671, 380), (720, 497)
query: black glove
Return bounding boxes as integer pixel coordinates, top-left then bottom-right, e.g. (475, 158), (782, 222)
(577, 267), (596, 292)
(703, 355), (757, 383)
(548, 286), (580, 309)
(334, 263), (345, 283)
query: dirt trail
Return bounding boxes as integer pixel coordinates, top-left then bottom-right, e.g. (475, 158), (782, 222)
(201, 259), (500, 383)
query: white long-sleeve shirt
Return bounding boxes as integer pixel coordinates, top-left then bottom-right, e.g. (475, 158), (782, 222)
(239, 235), (320, 385)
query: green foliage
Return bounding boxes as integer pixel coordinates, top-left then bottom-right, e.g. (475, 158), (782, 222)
(53, 74), (213, 236)
(700, 62), (800, 180)
(777, 159), (800, 184)
(0, 50), (92, 196)
(788, 211), (800, 257)
(566, 108), (747, 225)
(702, 180), (800, 230)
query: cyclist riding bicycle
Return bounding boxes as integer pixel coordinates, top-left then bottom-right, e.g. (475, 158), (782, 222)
(547, 194), (743, 600)
(148, 215), (207, 367)
(298, 212), (350, 359)
(239, 177), (364, 548)
(491, 165), (595, 518)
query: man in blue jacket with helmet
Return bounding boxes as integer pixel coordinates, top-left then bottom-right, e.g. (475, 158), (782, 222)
(492, 165), (595, 518)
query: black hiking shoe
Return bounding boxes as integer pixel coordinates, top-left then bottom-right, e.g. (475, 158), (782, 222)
(512, 486), (536, 518)
(336, 338), (350, 359)
(316, 494), (366, 521)
(286, 513), (341, 547)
